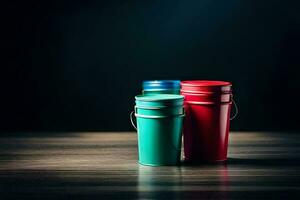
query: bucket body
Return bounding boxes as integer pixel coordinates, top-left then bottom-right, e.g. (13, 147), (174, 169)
(142, 80), (180, 95)
(135, 94), (184, 166)
(136, 115), (184, 166)
(181, 80), (232, 162)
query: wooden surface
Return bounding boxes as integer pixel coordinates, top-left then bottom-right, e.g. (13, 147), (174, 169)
(0, 132), (300, 199)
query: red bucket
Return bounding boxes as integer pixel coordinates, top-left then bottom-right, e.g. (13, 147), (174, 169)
(181, 80), (237, 163)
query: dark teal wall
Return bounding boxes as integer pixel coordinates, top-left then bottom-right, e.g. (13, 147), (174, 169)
(1, 0), (300, 131)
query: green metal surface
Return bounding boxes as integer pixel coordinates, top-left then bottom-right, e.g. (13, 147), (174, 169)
(134, 94), (184, 166)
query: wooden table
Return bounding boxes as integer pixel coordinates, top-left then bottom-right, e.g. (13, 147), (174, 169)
(0, 132), (300, 199)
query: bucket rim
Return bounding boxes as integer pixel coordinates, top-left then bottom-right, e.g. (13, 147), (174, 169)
(143, 80), (181, 89)
(135, 113), (185, 119)
(181, 90), (232, 95)
(135, 105), (183, 110)
(184, 100), (232, 105)
(181, 80), (232, 87)
(135, 94), (184, 101)
(142, 88), (181, 91)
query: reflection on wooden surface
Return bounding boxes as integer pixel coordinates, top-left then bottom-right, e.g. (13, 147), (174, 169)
(0, 132), (300, 199)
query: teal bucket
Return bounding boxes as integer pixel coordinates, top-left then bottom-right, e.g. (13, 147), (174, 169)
(131, 94), (185, 166)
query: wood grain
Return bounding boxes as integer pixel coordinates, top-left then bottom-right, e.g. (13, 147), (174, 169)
(0, 132), (300, 199)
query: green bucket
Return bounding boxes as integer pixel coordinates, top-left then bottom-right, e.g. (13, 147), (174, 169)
(131, 94), (185, 166)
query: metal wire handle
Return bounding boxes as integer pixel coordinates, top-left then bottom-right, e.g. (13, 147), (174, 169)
(230, 95), (238, 120)
(130, 111), (137, 130)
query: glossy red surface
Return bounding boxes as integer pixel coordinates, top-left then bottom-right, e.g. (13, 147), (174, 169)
(183, 102), (232, 162)
(181, 80), (232, 93)
(181, 80), (232, 162)
(181, 92), (231, 104)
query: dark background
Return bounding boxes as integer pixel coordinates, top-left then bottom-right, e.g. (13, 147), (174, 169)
(1, 0), (300, 132)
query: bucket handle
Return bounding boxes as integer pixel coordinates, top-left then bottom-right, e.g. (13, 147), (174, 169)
(130, 109), (137, 130)
(230, 95), (238, 120)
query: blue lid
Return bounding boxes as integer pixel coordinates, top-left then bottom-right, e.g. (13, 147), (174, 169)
(143, 80), (181, 90)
